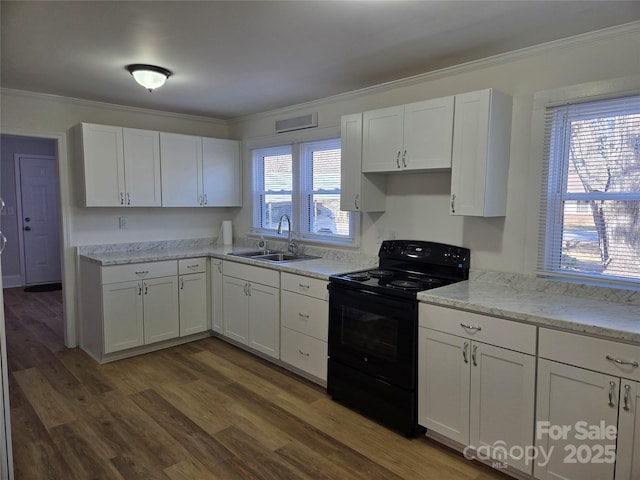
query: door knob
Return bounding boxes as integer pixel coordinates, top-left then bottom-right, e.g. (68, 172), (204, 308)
(24, 226), (31, 231)
(25, 217), (31, 222)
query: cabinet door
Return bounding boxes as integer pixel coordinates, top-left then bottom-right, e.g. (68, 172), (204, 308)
(340, 113), (386, 212)
(123, 128), (161, 207)
(418, 328), (470, 445)
(403, 97), (454, 170)
(616, 380), (640, 480)
(535, 359), (618, 480)
(211, 259), (224, 334)
(362, 105), (404, 172)
(202, 138), (242, 207)
(143, 277), (179, 344)
(81, 123), (125, 207)
(222, 276), (249, 344)
(179, 273), (209, 336)
(469, 342), (535, 475)
(160, 132), (203, 207)
(248, 282), (280, 359)
(103, 280), (144, 353)
(450, 90), (490, 216)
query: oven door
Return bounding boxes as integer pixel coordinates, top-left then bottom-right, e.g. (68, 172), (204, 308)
(328, 283), (417, 390)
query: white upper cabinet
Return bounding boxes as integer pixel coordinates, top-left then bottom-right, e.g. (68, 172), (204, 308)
(340, 113), (386, 212)
(79, 123), (125, 207)
(450, 89), (512, 217)
(160, 132), (204, 207)
(202, 137), (242, 207)
(122, 128), (161, 206)
(160, 133), (242, 207)
(362, 97), (454, 173)
(79, 124), (162, 207)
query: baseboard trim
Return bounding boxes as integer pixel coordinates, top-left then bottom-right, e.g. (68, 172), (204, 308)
(2, 274), (24, 289)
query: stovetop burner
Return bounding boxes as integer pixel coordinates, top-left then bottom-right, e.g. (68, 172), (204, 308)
(345, 272), (371, 281)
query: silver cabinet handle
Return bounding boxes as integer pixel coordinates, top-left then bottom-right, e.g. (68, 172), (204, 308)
(0, 232), (7, 255)
(354, 194), (360, 210)
(396, 151), (401, 169)
(298, 283), (310, 289)
(463, 342), (469, 364)
(298, 312), (310, 319)
(144, 281), (148, 295)
(606, 355), (639, 368)
(186, 264), (200, 269)
(203, 194), (208, 206)
(217, 262), (223, 273)
(120, 192), (124, 205)
(298, 349), (310, 357)
(623, 384), (631, 412)
(402, 149), (407, 168)
(126, 192), (131, 205)
(451, 193), (456, 213)
(243, 283), (248, 296)
(180, 278), (184, 290)
(246, 283), (251, 296)
(461, 322), (482, 331)
(0, 197), (5, 212)
(608, 381), (617, 407)
(472, 344), (478, 366)
(135, 270), (150, 276)
(137, 282), (142, 296)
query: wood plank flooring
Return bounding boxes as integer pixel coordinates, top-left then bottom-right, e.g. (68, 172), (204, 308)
(4, 286), (510, 480)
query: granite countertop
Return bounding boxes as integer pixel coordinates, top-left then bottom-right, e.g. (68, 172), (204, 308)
(78, 239), (377, 281)
(418, 271), (640, 345)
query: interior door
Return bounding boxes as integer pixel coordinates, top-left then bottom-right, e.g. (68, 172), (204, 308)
(19, 155), (61, 285)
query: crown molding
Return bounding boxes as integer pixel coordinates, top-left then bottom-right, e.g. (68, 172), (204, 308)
(0, 87), (227, 125)
(228, 21), (640, 125)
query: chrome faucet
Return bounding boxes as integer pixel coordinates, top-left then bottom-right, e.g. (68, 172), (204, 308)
(277, 214), (298, 254)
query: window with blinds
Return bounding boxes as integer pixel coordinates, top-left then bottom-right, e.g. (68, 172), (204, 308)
(252, 138), (353, 242)
(538, 95), (640, 284)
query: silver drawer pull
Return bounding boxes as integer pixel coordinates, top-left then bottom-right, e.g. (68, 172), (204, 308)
(298, 312), (310, 319)
(298, 283), (310, 289)
(623, 384), (631, 412)
(605, 355), (639, 368)
(298, 349), (310, 357)
(608, 381), (616, 407)
(472, 344), (478, 366)
(460, 322), (482, 331)
(186, 264), (199, 269)
(135, 270), (149, 275)
(463, 342), (469, 364)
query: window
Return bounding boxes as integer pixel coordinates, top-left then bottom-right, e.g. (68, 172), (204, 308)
(252, 138), (354, 243)
(539, 95), (640, 284)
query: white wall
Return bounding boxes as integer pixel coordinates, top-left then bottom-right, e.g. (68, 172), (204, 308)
(229, 24), (640, 274)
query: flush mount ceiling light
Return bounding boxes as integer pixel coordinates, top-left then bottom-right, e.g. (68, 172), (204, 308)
(125, 64), (172, 92)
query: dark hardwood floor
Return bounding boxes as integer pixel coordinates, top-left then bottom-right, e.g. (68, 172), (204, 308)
(4, 286), (509, 479)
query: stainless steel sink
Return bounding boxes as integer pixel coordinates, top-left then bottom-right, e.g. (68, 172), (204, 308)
(227, 250), (319, 263)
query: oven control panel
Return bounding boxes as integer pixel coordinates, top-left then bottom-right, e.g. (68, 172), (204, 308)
(380, 240), (469, 268)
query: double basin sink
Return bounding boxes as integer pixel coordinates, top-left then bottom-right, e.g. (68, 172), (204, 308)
(227, 249), (320, 263)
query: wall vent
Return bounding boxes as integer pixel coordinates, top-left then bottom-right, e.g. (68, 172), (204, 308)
(275, 112), (318, 133)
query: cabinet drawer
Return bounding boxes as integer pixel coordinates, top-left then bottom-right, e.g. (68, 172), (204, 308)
(223, 260), (279, 287)
(101, 260), (177, 284)
(281, 327), (328, 381)
(178, 257), (207, 275)
(419, 303), (536, 355)
(281, 272), (328, 300)
(539, 328), (640, 381)
(281, 291), (328, 341)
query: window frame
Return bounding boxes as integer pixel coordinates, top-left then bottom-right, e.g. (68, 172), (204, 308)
(249, 132), (358, 247)
(537, 92), (640, 286)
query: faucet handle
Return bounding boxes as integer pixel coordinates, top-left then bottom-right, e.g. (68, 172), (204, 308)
(288, 239), (299, 255)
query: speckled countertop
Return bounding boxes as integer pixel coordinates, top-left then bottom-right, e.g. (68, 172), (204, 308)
(78, 238), (377, 281)
(78, 238), (640, 344)
(418, 271), (640, 344)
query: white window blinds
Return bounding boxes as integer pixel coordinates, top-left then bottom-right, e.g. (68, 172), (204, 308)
(538, 94), (640, 284)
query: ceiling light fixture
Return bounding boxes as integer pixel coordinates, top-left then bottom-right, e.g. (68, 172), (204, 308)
(125, 64), (172, 92)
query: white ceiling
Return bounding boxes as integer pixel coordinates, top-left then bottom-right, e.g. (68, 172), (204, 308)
(2, 1), (639, 120)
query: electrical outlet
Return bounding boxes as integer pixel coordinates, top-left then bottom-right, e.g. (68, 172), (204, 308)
(119, 216), (128, 229)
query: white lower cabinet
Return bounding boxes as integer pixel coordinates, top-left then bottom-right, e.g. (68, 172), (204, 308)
(210, 258), (224, 334)
(178, 258), (209, 337)
(222, 261), (280, 359)
(280, 272), (329, 382)
(98, 260), (179, 354)
(535, 328), (640, 480)
(418, 303), (536, 475)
